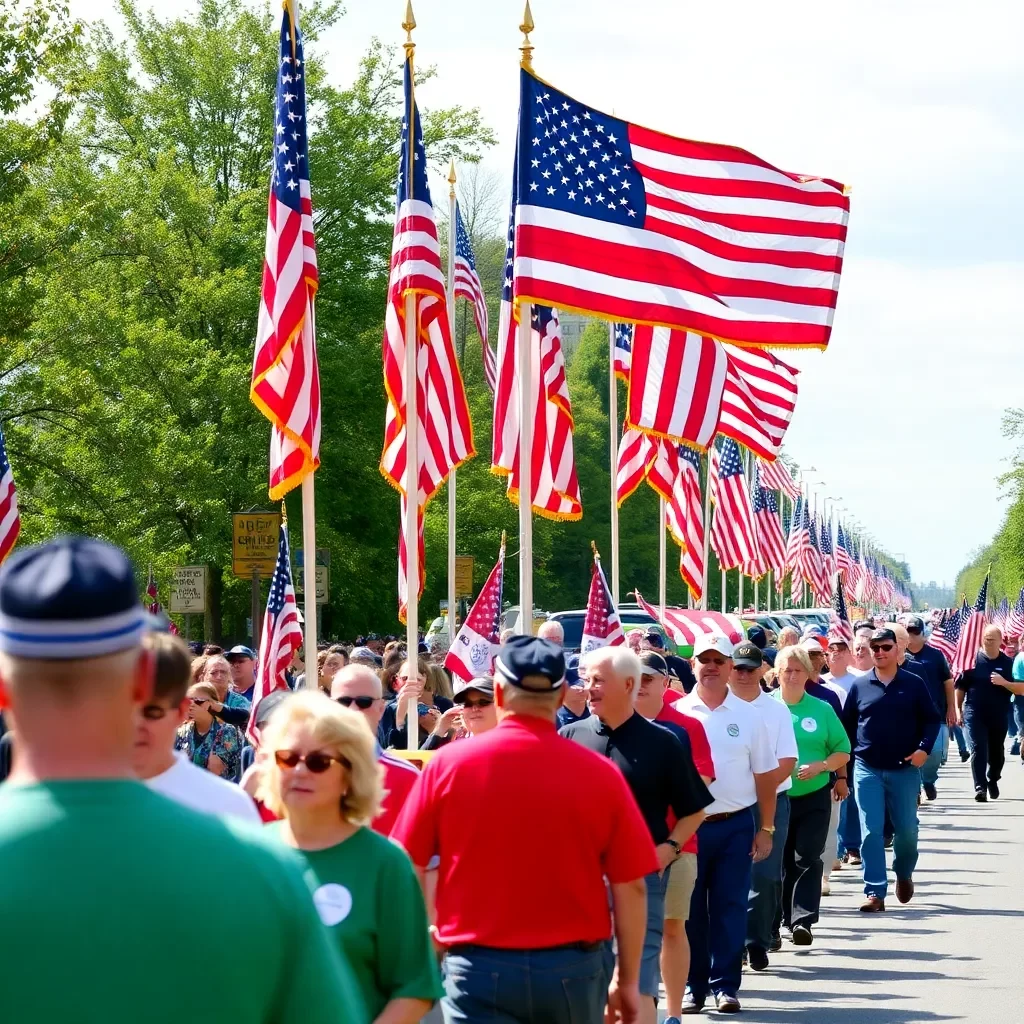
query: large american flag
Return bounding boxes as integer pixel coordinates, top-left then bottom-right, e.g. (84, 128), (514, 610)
(453, 200), (496, 392)
(750, 472), (787, 578)
(717, 346), (799, 460)
(581, 549), (625, 653)
(952, 576), (989, 677)
(613, 323), (633, 380)
(634, 590), (742, 646)
(247, 521), (303, 744)
(382, 60), (475, 619)
(0, 426), (17, 565)
(756, 456), (801, 501)
(492, 198), (581, 521)
(710, 439), (758, 572)
(512, 70), (850, 350)
(251, 9), (321, 500)
(1007, 586), (1024, 638)
(446, 541), (504, 681)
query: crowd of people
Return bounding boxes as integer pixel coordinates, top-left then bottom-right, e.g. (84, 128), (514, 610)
(0, 534), (1021, 1022)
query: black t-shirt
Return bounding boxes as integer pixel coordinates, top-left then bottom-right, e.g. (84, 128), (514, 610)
(956, 651), (1014, 710)
(559, 712), (712, 845)
(904, 644), (951, 714)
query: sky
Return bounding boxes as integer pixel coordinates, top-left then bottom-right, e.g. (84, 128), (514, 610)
(68, 0), (1024, 585)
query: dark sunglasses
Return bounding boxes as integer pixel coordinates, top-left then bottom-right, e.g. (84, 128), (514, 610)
(870, 643), (895, 653)
(274, 750), (350, 773)
(906, 627), (922, 635)
(189, 697), (208, 706)
(141, 704), (174, 721)
(462, 698), (493, 709)
(336, 695), (379, 710)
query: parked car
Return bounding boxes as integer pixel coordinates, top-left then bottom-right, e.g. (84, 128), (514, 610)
(544, 604), (662, 653)
(781, 608), (831, 631)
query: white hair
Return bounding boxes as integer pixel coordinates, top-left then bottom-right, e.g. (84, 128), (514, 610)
(585, 645), (643, 685)
(537, 620), (564, 644)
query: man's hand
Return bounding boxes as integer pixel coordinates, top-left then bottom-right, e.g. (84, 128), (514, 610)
(946, 707), (958, 728)
(605, 973), (640, 1024)
(833, 778), (849, 802)
(655, 842), (678, 874)
(904, 749), (928, 768)
(991, 672), (1008, 687)
(750, 830), (772, 862)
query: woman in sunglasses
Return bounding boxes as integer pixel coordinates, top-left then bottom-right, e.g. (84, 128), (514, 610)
(258, 691), (442, 1024)
(174, 682), (244, 781)
(422, 677), (497, 750)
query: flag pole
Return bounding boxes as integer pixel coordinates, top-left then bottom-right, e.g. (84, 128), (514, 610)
(700, 453), (712, 610)
(403, 3), (420, 751)
(608, 322), (620, 606)
(721, 568), (727, 613)
(517, 5), (534, 635)
(446, 159), (458, 646)
(658, 496), (667, 621)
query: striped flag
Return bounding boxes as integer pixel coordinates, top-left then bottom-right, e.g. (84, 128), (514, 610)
(512, 70), (850, 350)
(929, 607), (960, 663)
(397, 495), (425, 625)
(0, 426), (19, 566)
(493, 202), (581, 521)
(756, 456), (801, 501)
(652, 443), (705, 601)
(820, 516), (835, 579)
(829, 571), (854, 643)
(835, 522), (852, 579)
(1007, 587), (1024, 638)
(453, 200), (496, 392)
(807, 513), (829, 604)
(992, 597), (1009, 631)
(634, 590), (743, 646)
(613, 323), (633, 380)
(751, 473), (787, 578)
(446, 541), (504, 682)
(145, 566), (161, 615)
(784, 496), (811, 603)
(247, 521), (303, 744)
(615, 424), (655, 506)
(581, 549), (624, 654)
(383, 60), (475, 618)
(717, 346), (799, 460)
(952, 576), (989, 677)
(710, 439), (758, 572)
(251, 8), (320, 500)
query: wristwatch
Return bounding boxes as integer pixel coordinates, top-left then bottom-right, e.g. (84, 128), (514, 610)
(665, 839), (682, 856)
(759, 826), (776, 836)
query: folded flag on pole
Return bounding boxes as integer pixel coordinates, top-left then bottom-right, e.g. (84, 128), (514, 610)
(446, 538), (505, 682)
(952, 576), (989, 677)
(512, 69), (850, 350)
(829, 571), (854, 643)
(247, 520), (303, 744)
(581, 545), (625, 654)
(710, 439), (759, 572)
(453, 200), (496, 392)
(613, 323), (633, 381)
(251, 7), (320, 500)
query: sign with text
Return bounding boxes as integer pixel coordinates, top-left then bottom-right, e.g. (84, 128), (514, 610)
(232, 512), (281, 578)
(455, 556), (474, 598)
(295, 547), (330, 605)
(169, 566), (207, 613)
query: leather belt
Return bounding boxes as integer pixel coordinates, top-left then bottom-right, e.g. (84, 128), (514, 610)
(703, 807), (751, 823)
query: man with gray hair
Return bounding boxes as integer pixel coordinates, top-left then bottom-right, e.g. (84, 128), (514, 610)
(393, 636), (657, 1024)
(537, 618), (565, 646)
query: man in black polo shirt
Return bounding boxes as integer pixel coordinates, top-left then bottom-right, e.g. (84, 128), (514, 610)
(562, 645), (712, 1024)
(903, 615), (954, 801)
(841, 629), (941, 912)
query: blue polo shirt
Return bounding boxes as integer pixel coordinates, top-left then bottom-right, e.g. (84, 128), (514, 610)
(841, 667), (942, 770)
(556, 705), (591, 729)
(806, 680), (843, 718)
(903, 644), (952, 714)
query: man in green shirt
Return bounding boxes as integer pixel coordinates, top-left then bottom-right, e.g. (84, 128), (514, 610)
(0, 536), (365, 1023)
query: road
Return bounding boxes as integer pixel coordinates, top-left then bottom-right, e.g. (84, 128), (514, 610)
(682, 751), (1023, 1022)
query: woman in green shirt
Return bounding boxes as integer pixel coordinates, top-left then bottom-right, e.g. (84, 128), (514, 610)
(773, 645), (851, 946)
(258, 690), (442, 1024)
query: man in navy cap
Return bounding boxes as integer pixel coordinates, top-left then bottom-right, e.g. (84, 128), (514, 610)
(0, 536), (363, 1022)
(555, 652), (590, 728)
(224, 644), (257, 702)
(393, 636), (658, 1024)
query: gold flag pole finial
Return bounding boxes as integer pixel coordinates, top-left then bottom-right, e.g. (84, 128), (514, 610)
(519, 0), (535, 70)
(500, 530), (507, 552)
(403, 0), (417, 60)
(283, 0), (299, 61)
(591, 540), (599, 559)
(448, 158), (456, 198)
(280, 500), (288, 525)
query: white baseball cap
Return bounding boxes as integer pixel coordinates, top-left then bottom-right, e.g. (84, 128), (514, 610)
(693, 633), (734, 658)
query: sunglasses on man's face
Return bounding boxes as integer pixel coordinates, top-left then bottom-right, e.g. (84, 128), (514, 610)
(274, 750), (350, 773)
(336, 695), (379, 710)
(870, 643), (895, 653)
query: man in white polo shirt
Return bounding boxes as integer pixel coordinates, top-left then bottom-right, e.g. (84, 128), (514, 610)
(675, 635), (778, 1015)
(727, 641), (798, 973)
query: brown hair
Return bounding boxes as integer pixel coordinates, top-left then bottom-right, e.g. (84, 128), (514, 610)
(202, 645), (223, 656)
(145, 633), (193, 705)
(188, 681), (219, 702)
(381, 652), (405, 695)
(190, 655), (209, 685)
(425, 663), (453, 700)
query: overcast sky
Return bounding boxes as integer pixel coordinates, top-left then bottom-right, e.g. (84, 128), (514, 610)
(69, 0), (1024, 585)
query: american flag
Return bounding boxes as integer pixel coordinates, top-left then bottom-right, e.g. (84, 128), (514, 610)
(807, 512), (829, 603)
(820, 516), (835, 579)
(446, 540), (504, 682)
(929, 607), (960, 663)
(492, 197), (582, 521)
(397, 494), (425, 624)
(615, 424), (655, 505)
(0, 426), (19, 566)
(145, 566), (161, 615)
(654, 443), (705, 601)
(750, 473), (787, 578)
(952, 576), (989, 677)
(756, 456), (801, 501)
(634, 590), (742, 647)
(785, 497), (812, 603)
(581, 549), (625, 653)
(710, 439), (759, 572)
(613, 323), (633, 380)
(251, 9), (321, 500)
(992, 596), (1009, 631)
(453, 200), (496, 392)
(511, 71), (850, 350)
(1007, 587), (1024, 638)
(717, 345), (799, 460)
(835, 521), (852, 580)
(383, 60), (475, 618)
(247, 521), (303, 744)
(829, 571), (854, 643)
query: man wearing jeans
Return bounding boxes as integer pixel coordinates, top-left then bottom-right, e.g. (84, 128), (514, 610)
(841, 629), (941, 912)
(903, 615), (954, 801)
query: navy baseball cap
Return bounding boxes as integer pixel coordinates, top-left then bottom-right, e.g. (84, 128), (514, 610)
(642, 627), (666, 648)
(904, 615), (925, 633)
(225, 645), (256, 661)
(0, 536), (149, 660)
(565, 652), (582, 687)
(870, 628), (897, 645)
(493, 636), (565, 692)
(746, 626), (767, 649)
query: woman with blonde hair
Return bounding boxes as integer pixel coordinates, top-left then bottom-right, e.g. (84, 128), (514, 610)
(259, 691), (441, 1023)
(175, 682), (244, 781)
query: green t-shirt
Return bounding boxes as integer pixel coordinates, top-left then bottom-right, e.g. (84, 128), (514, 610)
(773, 692), (851, 798)
(0, 780), (366, 1023)
(268, 824), (442, 1019)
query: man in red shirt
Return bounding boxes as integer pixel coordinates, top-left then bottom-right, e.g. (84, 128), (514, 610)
(637, 652), (715, 1023)
(393, 637), (657, 1024)
(331, 664), (419, 835)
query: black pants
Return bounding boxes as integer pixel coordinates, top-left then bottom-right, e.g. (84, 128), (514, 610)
(782, 785), (832, 930)
(963, 702), (1008, 791)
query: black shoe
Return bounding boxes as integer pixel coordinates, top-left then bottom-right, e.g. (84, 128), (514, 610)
(923, 782), (937, 801)
(975, 789), (988, 802)
(988, 780), (1000, 799)
(747, 945), (769, 972)
(681, 991), (705, 1015)
(715, 993), (741, 1014)
(960, 750), (970, 762)
(884, 835), (894, 849)
(769, 933), (782, 952)
(792, 924), (813, 946)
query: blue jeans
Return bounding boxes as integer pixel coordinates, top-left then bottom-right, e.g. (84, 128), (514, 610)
(639, 870), (668, 998)
(686, 809), (755, 1001)
(1010, 696), (1024, 754)
(838, 784), (860, 856)
(920, 725), (948, 788)
(442, 946), (607, 1023)
(747, 793), (789, 951)
(951, 724), (968, 758)
(853, 760), (921, 900)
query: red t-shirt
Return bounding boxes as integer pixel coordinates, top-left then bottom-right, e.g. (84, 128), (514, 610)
(372, 752), (421, 837)
(392, 715), (658, 948)
(655, 700), (716, 854)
